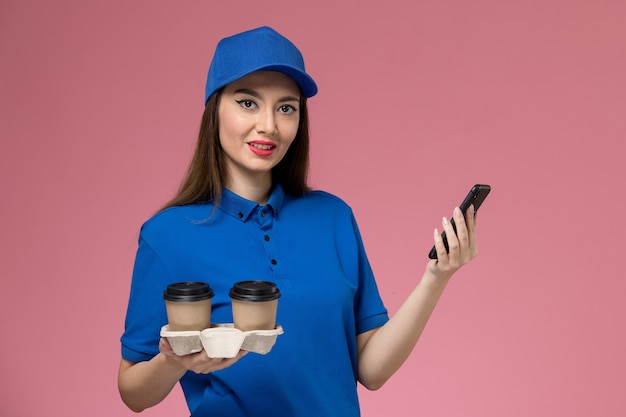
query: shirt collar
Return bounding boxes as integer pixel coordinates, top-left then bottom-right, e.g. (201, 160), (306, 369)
(219, 184), (285, 222)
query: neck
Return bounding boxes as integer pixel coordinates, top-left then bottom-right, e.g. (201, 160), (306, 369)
(225, 174), (272, 205)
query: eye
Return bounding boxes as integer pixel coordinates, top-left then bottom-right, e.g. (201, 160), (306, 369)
(278, 105), (296, 115)
(235, 99), (257, 110)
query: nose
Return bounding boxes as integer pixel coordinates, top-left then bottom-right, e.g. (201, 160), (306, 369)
(255, 107), (277, 136)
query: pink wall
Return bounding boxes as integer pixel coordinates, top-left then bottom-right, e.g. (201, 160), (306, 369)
(1, 1), (625, 416)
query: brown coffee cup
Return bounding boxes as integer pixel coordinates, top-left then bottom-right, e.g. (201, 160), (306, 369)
(229, 280), (281, 331)
(163, 282), (214, 331)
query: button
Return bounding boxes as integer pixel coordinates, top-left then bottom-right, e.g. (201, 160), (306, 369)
(261, 211), (266, 217)
(264, 235), (270, 241)
(237, 212), (243, 218)
(270, 259), (277, 265)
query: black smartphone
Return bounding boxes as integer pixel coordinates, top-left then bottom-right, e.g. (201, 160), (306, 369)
(428, 184), (491, 259)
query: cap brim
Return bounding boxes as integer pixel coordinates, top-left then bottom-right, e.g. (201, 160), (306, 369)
(205, 65), (317, 103)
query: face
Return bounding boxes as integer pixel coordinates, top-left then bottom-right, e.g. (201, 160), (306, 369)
(218, 71), (301, 188)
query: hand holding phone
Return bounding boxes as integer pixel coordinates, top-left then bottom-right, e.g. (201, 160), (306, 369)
(428, 184), (491, 259)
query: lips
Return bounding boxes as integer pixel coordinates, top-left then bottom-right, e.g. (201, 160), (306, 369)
(248, 141), (276, 156)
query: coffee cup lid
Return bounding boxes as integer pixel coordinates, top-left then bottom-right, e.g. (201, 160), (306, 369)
(229, 280), (281, 302)
(163, 281), (214, 302)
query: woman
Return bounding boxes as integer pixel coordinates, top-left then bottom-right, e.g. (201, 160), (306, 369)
(118, 26), (478, 417)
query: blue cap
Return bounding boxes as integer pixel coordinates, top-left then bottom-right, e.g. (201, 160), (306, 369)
(205, 26), (318, 103)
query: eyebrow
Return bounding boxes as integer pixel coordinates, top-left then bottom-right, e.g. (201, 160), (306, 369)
(234, 88), (300, 103)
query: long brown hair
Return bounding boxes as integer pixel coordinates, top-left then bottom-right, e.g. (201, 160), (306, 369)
(160, 88), (311, 212)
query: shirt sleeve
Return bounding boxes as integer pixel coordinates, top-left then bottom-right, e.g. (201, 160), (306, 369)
(348, 210), (389, 334)
(120, 232), (171, 363)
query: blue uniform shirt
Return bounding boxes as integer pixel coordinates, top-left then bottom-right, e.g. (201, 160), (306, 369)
(121, 185), (389, 416)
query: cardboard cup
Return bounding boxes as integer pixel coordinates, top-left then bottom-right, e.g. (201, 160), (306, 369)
(231, 298), (278, 331)
(163, 282), (214, 331)
(229, 281), (280, 331)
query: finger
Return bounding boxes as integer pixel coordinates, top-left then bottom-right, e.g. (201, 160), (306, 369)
(188, 353), (225, 374)
(433, 227), (449, 264)
(159, 337), (174, 354)
(218, 350), (248, 367)
(465, 204), (478, 257)
(198, 350), (248, 374)
(452, 207), (472, 260)
(442, 215), (460, 260)
(452, 207), (469, 244)
(465, 204), (476, 232)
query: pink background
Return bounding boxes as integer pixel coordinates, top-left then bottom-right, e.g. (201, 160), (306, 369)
(1, 0), (625, 416)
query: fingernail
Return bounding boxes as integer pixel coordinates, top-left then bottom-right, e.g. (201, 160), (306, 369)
(454, 207), (462, 216)
(442, 216), (449, 225)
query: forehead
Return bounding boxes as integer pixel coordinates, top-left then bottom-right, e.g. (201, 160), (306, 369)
(224, 71), (301, 97)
